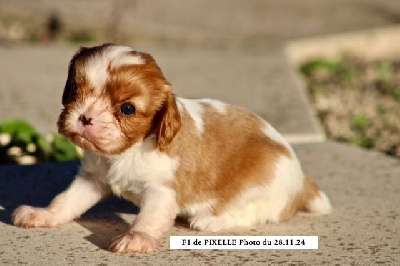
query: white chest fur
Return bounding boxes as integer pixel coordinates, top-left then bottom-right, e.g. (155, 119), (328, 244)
(82, 136), (179, 202)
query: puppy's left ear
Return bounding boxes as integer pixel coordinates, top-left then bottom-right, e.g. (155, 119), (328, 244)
(154, 91), (181, 151)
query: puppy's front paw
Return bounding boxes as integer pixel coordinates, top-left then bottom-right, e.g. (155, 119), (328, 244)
(109, 231), (160, 254)
(12, 205), (57, 228)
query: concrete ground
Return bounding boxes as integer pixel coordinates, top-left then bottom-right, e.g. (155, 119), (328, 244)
(0, 142), (399, 265)
(0, 0), (399, 265)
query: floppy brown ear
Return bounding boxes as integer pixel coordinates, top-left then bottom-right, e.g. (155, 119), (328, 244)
(62, 47), (88, 105)
(154, 93), (181, 151)
(62, 60), (76, 105)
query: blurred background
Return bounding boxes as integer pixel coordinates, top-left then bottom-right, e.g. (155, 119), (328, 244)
(1, 0), (400, 49)
(1, 0), (400, 164)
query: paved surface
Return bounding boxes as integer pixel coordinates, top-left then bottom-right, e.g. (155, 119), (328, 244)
(1, 142), (399, 264)
(0, 0), (400, 265)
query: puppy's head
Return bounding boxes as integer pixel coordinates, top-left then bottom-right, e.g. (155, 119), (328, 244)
(58, 43), (181, 155)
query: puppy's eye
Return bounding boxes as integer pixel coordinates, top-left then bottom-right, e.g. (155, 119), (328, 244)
(62, 82), (79, 105)
(71, 83), (78, 94)
(120, 103), (135, 116)
(68, 82), (78, 97)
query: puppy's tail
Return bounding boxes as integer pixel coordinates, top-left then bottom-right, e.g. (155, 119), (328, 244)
(302, 175), (332, 215)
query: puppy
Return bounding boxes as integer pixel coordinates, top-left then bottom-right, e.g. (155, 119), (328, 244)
(13, 43), (331, 253)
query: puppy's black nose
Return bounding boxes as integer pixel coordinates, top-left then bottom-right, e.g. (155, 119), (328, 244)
(79, 114), (93, 126)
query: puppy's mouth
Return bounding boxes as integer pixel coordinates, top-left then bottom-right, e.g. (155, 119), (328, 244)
(65, 130), (127, 156)
(69, 132), (104, 153)
(57, 114), (129, 155)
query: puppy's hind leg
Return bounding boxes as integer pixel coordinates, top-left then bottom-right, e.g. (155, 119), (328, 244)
(13, 175), (111, 228)
(189, 201), (264, 232)
(189, 215), (228, 232)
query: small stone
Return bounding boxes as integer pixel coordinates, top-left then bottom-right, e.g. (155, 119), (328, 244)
(17, 155), (37, 165)
(7, 146), (23, 157)
(26, 143), (37, 153)
(0, 133), (11, 146)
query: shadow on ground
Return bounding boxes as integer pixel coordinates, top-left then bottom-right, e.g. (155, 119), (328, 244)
(0, 160), (139, 249)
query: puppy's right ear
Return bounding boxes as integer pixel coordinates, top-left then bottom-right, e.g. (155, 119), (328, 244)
(62, 47), (87, 105)
(62, 62), (76, 105)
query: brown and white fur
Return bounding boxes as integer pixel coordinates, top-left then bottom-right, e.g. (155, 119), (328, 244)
(12, 43), (331, 254)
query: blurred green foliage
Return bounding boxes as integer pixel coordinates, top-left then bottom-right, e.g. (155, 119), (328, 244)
(350, 114), (370, 135)
(299, 55), (400, 157)
(299, 56), (359, 85)
(0, 119), (82, 164)
(376, 61), (393, 81)
(299, 58), (342, 76)
(350, 114), (373, 149)
(69, 30), (97, 44)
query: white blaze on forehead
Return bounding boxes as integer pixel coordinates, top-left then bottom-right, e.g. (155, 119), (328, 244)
(84, 45), (145, 91)
(112, 53), (145, 66)
(103, 45), (145, 67)
(200, 99), (227, 115)
(177, 98), (204, 134)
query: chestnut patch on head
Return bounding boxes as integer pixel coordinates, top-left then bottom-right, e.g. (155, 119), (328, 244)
(59, 43), (181, 155)
(105, 56), (181, 152)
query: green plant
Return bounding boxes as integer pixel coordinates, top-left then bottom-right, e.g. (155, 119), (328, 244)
(350, 114), (370, 135)
(349, 114), (373, 148)
(0, 119), (82, 165)
(299, 56), (359, 84)
(300, 55), (400, 157)
(299, 58), (341, 77)
(393, 90), (400, 101)
(350, 136), (373, 149)
(69, 30), (96, 44)
(376, 61), (393, 81)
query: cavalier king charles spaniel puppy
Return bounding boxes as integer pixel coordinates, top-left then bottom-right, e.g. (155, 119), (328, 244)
(13, 43), (331, 253)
